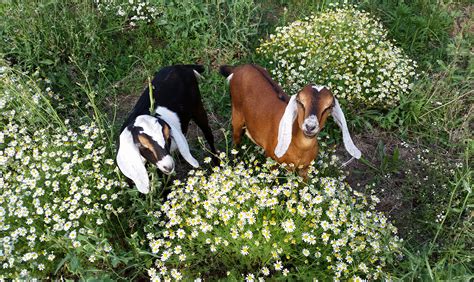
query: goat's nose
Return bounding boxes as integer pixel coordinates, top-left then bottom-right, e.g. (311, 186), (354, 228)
(305, 124), (316, 132)
(163, 164), (174, 172)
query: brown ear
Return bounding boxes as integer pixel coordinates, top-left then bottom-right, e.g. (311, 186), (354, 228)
(316, 90), (335, 127)
(162, 123), (171, 140)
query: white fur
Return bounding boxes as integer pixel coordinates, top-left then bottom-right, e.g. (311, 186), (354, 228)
(302, 114), (319, 134)
(193, 69), (203, 80)
(226, 73), (234, 82)
(117, 114), (170, 194)
(331, 98), (361, 159)
(155, 106), (199, 168)
(312, 85), (326, 92)
(134, 115), (166, 147)
(117, 128), (150, 194)
(274, 95), (298, 158)
(157, 155), (175, 174)
(244, 129), (257, 144)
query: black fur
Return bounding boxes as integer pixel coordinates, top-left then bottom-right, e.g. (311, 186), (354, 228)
(121, 64), (218, 164)
(219, 65), (234, 78)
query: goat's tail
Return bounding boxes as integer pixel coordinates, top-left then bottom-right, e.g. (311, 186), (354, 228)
(219, 65), (234, 77)
(183, 64), (205, 74)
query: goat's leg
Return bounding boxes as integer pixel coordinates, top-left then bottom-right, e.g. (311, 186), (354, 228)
(231, 109), (245, 146)
(192, 102), (219, 165)
(297, 166), (309, 181)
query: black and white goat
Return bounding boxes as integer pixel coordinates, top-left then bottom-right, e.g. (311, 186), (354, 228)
(117, 65), (217, 193)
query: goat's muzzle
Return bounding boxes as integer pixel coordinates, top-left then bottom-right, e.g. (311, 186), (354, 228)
(157, 155), (175, 175)
(302, 115), (319, 137)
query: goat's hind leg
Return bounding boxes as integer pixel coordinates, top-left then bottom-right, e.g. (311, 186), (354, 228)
(192, 101), (219, 165)
(231, 109), (245, 146)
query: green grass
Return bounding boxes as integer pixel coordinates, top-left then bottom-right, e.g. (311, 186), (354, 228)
(361, 0), (456, 70)
(0, 0), (472, 279)
(351, 1), (473, 279)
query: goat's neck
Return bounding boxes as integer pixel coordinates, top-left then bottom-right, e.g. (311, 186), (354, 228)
(292, 121), (317, 149)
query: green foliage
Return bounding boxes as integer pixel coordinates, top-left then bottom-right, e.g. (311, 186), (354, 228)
(0, 0), (472, 280)
(95, 0), (162, 24)
(394, 152), (472, 280)
(0, 0), (159, 107)
(360, 0), (455, 69)
(0, 0), (261, 116)
(257, 5), (418, 109)
(377, 18), (473, 147)
(158, 0), (260, 64)
(0, 66), (127, 278)
(145, 150), (402, 280)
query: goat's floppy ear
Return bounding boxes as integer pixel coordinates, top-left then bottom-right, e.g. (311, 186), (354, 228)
(275, 95), (298, 158)
(117, 128), (150, 194)
(167, 123), (200, 168)
(331, 98), (362, 159)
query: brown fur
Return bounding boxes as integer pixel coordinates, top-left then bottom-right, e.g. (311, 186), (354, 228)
(137, 134), (159, 162)
(162, 123), (170, 140)
(225, 65), (335, 178)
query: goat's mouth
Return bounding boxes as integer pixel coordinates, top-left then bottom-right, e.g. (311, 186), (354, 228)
(159, 166), (174, 175)
(303, 130), (318, 138)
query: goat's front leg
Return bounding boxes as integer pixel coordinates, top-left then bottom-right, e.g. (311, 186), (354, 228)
(297, 166), (309, 181)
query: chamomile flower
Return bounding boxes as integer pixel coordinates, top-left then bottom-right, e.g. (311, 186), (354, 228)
(257, 5), (417, 109)
(143, 147), (401, 280)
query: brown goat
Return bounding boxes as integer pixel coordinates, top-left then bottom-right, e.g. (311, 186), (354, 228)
(220, 64), (361, 178)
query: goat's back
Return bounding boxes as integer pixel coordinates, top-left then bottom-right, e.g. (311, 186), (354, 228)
(121, 65), (203, 132)
(227, 64), (289, 150)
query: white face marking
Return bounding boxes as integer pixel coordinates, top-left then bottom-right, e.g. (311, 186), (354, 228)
(312, 85), (326, 92)
(157, 155), (175, 174)
(302, 114), (319, 135)
(226, 73), (234, 82)
(134, 115), (166, 148)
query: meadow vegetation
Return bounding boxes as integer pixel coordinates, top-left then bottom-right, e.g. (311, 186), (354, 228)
(257, 5), (418, 109)
(0, 0), (472, 280)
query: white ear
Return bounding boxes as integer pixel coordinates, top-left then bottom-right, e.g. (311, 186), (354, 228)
(169, 124), (199, 168)
(117, 128), (150, 194)
(275, 95), (298, 158)
(331, 98), (362, 159)
(155, 106), (199, 168)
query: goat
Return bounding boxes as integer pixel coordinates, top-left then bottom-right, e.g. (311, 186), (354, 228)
(219, 64), (361, 178)
(117, 64), (217, 193)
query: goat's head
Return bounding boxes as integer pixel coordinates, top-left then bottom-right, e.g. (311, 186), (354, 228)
(295, 85), (334, 137)
(116, 114), (198, 194)
(275, 84), (362, 159)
